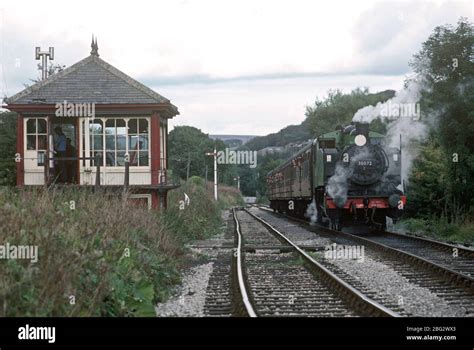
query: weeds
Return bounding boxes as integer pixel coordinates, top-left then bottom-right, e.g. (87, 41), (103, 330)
(395, 217), (474, 244)
(0, 178), (243, 316)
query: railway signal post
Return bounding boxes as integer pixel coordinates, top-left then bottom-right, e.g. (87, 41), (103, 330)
(206, 147), (218, 201)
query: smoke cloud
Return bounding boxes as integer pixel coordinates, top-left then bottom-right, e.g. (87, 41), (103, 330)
(304, 199), (318, 225)
(353, 79), (430, 184)
(327, 146), (371, 205)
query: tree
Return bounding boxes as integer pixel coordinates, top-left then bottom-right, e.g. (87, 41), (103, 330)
(169, 126), (214, 181)
(0, 112), (17, 186)
(406, 135), (450, 218)
(409, 17), (474, 223)
(168, 126), (238, 185)
(24, 62), (66, 87)
(305, 88), (395, 137)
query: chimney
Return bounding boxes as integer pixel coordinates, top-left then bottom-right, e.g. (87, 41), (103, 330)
(355, 122), (369, 137)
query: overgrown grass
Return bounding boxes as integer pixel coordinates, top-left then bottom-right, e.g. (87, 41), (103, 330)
(394, 217), (474, 245)
(0, 178), (243, 316)
(256, 194), (269, 205)
(166, 177), (243, 241)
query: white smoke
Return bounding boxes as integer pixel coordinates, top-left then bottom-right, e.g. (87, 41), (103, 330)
(327, 164), (350, 205)
(353, 79), (425, 123)
(352, 79), (430, 184)
(304, 199), (318, 225)
(327, 146), (371, 204)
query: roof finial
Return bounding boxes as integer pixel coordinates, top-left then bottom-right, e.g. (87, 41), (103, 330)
(91, 35), (99, 57)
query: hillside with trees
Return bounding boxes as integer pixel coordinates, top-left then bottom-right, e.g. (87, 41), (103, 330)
(244, 89), (395, 152)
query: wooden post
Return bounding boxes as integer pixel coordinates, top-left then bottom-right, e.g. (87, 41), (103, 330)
(95, 154), (100, 191)
(44, 152), (49, 189)
(124, 160), (129, 192)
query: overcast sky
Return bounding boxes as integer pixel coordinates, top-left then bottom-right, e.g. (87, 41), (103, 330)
(0, 0), (472, 135)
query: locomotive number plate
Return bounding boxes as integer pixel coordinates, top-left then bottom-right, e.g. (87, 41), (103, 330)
(358, 160), (373, 166)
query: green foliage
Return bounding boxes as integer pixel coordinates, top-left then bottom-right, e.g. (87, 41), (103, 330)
(255, 154), (284, 196)
(305, 88), (395, 137)
(166, 180), (221, 240)
(244, 89), (394, 153)
(396, 218), (474, 245)
(169, 126), (216, 181)
(406, 136), (450, 218)
(166, 178), (242, 241)
(0, 112), (17, 186)
(411, 17), (473, 83)
(0, 184), (229, 316)
(216, 184), (245, 209)
(408, 18), (474, 225)
(245, 123), (312, 150)
(188, 175), (205, 187)
(168, 126), (238, 186)
(256, 194), (269, 205)
(236, 162), (257, 196)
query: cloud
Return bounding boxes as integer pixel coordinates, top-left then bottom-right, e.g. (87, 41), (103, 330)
(1, 0), (471, 136)
(348, 0), (472, 75)
(165, 73), (405, 135)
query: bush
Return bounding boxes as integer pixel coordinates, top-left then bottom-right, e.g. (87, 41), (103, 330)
(0, 171), (243, 316)
(256, 194), (269, 205)
(0, 112), (17, 186)
(188, 176), (205, 187)
(0, 187), (183, 316)
(166, 180), (243, 241)
(395, 217), (474, 244)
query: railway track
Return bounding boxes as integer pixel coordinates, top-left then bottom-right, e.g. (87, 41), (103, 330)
(259, 206), (474, 289)
(253, 206), (474, 316)
(363, 231), (474, 279)
(231, 208), (400, 317)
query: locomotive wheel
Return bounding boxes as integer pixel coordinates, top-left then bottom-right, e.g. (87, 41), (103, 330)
(331, 220), (342, 231)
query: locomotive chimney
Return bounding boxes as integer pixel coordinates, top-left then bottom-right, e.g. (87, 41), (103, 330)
(355, 122), (369, 137)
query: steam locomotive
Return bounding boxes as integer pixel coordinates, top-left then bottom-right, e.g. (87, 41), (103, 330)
(266, 123), (406, 230)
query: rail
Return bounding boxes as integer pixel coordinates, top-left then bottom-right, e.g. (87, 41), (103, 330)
(232, 208), (258, 317)
(258, 206), (474, 290)
(233, 207), (400, 317)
